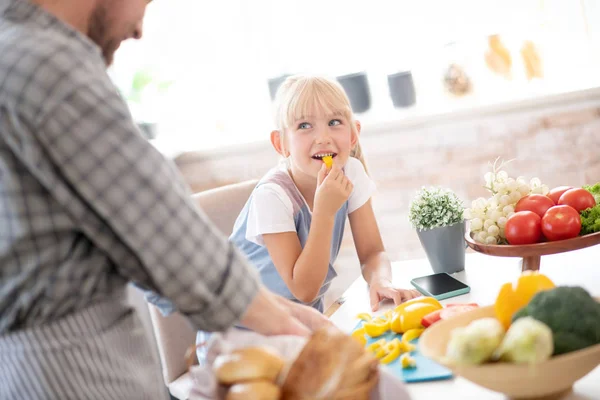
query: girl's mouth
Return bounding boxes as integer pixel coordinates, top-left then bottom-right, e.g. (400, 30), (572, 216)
(311, 152), (337, 160)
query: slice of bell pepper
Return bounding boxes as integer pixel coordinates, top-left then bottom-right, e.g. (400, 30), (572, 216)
(322, 155), (333, 169)
(380, 339), (402, 364)
(351, 327), (367, 345)
(401, 328), (424, 343)
(356, 312), (372, 322)
(363, 318), (390, 337)
(401, 353), (417, 369)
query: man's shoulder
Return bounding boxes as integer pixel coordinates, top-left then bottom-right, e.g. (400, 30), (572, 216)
(0, 22), (108, 121)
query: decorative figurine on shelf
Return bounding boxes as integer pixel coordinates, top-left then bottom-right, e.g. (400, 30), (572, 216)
(521, 40), (543, 80)
(443, 63), (472, 96)
(485, 34), (512, 79)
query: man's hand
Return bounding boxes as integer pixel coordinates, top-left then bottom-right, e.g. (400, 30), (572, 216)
(240, 287), (311, 336)
(369, 279), (421, 311)
(281, 298), (335, 331)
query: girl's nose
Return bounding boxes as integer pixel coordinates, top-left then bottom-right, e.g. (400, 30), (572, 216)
(315, 128), (332, 144)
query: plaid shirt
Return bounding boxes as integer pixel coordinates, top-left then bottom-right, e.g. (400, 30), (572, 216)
(0, 0), (260, 334)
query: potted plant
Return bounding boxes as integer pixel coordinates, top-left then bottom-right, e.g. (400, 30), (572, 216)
(409, 186), (466, 274)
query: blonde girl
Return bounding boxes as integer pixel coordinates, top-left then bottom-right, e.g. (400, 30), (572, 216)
(230, 74), (420, 313)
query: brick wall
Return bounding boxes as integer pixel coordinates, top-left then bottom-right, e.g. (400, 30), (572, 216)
(173, 94), (600, 307)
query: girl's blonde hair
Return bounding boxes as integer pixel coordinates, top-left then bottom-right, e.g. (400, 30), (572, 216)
(272, 74), (368, 173)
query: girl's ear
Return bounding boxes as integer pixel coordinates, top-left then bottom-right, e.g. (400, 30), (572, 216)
(351, 120), (361, 148)
(270, 130), (289, 157)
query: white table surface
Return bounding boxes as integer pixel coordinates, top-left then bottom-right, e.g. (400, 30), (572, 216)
(329, 246), (600, 399)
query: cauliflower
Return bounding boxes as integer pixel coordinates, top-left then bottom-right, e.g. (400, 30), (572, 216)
(495, 317), (553, 364)
(445, 318), (505, 365)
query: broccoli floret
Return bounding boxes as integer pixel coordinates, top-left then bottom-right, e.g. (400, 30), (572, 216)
(512, 286), (600, 355)
(583, 183), (600, 205)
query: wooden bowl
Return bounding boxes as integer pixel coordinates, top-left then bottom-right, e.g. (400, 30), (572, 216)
(419, 304), (600, 399)
(465, 231), (600, 271)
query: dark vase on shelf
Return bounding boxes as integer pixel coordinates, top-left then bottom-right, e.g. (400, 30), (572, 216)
(388, 71), (416, 108)
(336, 72), (371, 113)
(267, 74), (291, 101)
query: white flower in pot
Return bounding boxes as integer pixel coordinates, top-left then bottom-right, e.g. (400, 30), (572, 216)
(409, 187), (466, 274)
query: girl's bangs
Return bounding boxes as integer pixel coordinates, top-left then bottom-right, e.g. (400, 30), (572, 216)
(284, 78), (352, 128)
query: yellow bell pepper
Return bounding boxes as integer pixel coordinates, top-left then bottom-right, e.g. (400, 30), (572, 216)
(401, 328), (424, 343)
(393, 296), (442, 314)
(391, 303), (440, 333)
(356, 313), (372, 322)
(322, 155), (333, 169)
(380, 338), (402, 364)
(494, 271), (555, 329)
(400, 353), (417, 369)
(367, 338), (387, 356)
(351, 327), (367, 345)
(363, 318), (390, 337)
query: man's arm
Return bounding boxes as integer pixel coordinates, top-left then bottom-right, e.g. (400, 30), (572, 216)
(33, 72), (260, 332)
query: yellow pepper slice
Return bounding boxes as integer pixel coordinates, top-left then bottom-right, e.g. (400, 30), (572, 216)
(367, 338), (387, 354)
(322, 155), (333, 169)
(401, 328), (424, 343)
(351, 327), (367, 345)
(494, 271), (555, 329)
(401, 353), (417, 369)
(363, 318), (390, 337)
(380, 339), (402, 364)
(356, 313), (372, 322)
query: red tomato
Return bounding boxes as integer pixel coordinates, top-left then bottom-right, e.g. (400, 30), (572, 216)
(505, 211), (543, 245)
(541, 205), (582, 241)
(421, 304), (480, 327)
(515, 194), (555, 218)
(547, 186), (573, 204)
(558, 188), (596, 212)
(421, 309), (442, 328)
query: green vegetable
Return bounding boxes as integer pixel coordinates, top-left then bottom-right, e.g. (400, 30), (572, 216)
(512, 286), (600, 355)
(580, 205), (600, 235)
(583, 183), (600, 205)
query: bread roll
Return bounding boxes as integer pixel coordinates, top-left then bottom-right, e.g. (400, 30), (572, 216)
(213, 346), (285, 385)
(225, 380), (281, 400)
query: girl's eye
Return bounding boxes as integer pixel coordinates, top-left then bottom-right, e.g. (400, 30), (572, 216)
(298, 122), (312, 129)
(329, 119), (342, 126)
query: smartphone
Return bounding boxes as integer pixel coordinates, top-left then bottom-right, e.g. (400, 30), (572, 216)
(410, 272), (470, 301)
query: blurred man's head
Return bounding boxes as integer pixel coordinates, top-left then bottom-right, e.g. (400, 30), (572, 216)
(88, 0), (149, 65)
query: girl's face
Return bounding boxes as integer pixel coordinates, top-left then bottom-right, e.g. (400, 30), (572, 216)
(280, 109), (358, 180)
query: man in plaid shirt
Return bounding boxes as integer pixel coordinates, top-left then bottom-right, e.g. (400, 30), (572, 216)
(0, 0), (329, 398)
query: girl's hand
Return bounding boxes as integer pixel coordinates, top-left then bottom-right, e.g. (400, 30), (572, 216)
(314, 162), (353, 217)
(369, 279), (422, 311)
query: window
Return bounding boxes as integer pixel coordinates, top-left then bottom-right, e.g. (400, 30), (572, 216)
(110, 0), (600, 157)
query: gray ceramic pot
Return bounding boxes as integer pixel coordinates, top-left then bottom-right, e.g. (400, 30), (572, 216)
(416, 221), (466, 274)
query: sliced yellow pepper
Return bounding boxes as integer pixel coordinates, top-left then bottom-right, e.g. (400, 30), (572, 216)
(322, 155), (333, 169)
(380, 339), (402, 364)
(494, 271), (555, 329)
(367, 338), (387, 355)
(356, 313), (372, 322)
(363, 318), (390, 337)
(401, 328), (424, 343)
(401, 353), (417, 369)
(391, 303), (440, 333)
(351, 327), (367, 345)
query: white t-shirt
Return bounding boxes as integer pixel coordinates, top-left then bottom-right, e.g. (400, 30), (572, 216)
(246, 157), (376, 246)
